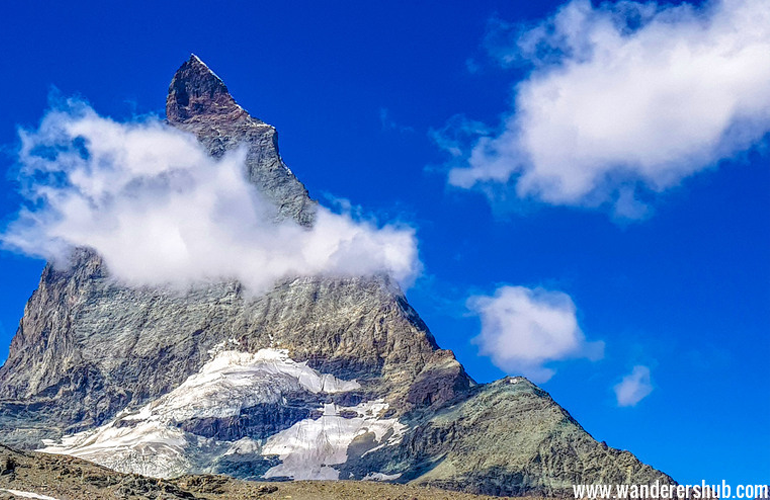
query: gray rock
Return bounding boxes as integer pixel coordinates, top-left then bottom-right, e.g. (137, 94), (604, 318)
(167, 54), (316, 227)
(343, 377), (674, 496)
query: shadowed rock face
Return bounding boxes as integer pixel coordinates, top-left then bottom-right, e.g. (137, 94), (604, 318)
(0, 55), (674, 497)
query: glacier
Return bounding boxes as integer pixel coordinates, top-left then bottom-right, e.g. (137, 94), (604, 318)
(39, 348), (405, 480)
(262, 401), (406, 480)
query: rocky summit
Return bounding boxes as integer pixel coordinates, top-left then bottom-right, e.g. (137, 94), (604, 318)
(0, 55), (674, 497)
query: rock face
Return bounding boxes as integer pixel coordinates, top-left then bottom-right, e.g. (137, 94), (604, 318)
(167, 55), (316, 227)
(344, 377), (668, 497)
(0, 55), (674, 497)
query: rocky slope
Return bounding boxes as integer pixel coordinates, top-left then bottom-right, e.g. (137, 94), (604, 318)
(0, 55), (674, 497)
(0, 444), (529, 500)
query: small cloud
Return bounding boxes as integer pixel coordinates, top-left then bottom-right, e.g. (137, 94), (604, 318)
(444, 0), (770, 218)
(481, 16), (523, 68)
(614, 365), (653, 407)
(379, 107), (414, 133)
(2, 100), (422, 294)
(467, 285), (604, 382)
(465, 58), (481, 74)
(430, 114), (491, 160)
(613, 187), (652, 221)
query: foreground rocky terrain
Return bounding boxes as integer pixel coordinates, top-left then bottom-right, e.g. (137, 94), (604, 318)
(0, 445), (527, 500)
(0, 55), (675, 497)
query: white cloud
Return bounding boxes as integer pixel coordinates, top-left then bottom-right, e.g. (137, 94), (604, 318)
(467, 285), (604, 382)
(379, 108), (414, 133)
(614, 365), (653, 407)
(2, 101), (421, 293)
(447, 0), (770, 217)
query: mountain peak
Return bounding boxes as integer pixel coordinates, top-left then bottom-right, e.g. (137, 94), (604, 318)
(166, 54), (246, 125)
(163, 55), (314, 226)
(189, 53), (218, 77)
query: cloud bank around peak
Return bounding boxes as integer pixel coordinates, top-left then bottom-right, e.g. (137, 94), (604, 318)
(445, 0), (770, 217)
(2, 101), (421, 293)
(467, 285), (604, 382)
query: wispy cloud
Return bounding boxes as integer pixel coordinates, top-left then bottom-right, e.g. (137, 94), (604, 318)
(430, 115), (491, 160)
(2, 100), (421, 293)
(444, 0), (770, 218)
(467, 285), (604, 382)
(379, 107), (414, 133)
(614, 365), (653, 407)
(465, 58), (481, 74)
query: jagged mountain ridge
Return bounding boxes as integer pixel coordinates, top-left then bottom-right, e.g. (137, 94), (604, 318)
(0, 55), (674, 497)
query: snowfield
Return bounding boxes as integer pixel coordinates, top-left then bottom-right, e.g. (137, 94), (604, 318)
(263, 401), (406, 480)
(39, 349), (405, 480)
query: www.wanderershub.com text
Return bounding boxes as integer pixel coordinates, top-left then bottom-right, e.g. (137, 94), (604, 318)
(573, 481), (769, 499)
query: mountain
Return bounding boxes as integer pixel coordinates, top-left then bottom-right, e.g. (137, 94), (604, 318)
(0, 55), (674, 497)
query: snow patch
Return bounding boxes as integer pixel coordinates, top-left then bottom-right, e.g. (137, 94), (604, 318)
(0, 490), (62, 500)
(223, 437), (262, 456)
(363, 472), (402, 481)
(39, 420), (197, 478)
(207, 338), (241, 358)
(262, 400), (407, 480)
(125, 348), (360, 422)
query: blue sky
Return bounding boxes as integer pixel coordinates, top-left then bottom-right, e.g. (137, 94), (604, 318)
(1, 0), (768, 488)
